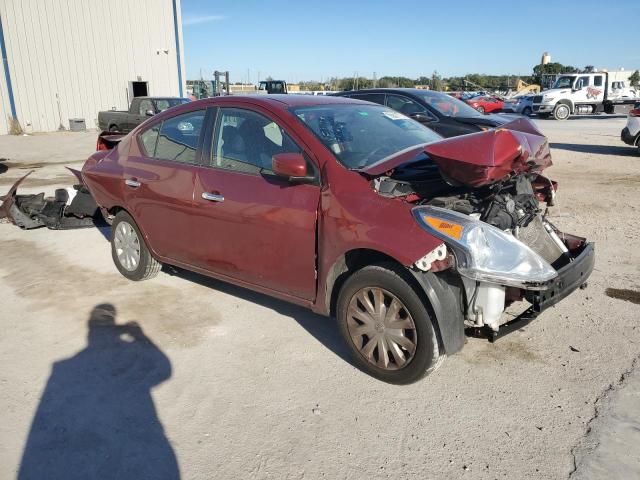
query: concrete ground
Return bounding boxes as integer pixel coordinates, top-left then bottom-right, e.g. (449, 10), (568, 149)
(0, 117), (639, 479)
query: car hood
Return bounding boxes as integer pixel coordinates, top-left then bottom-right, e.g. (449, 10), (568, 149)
(452, 113), (518, 128)
(358, 117), (551, 186)
(540, 88), (571, 97)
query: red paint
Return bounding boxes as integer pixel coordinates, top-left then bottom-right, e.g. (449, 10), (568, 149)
(81, 95), (549, 315)
(465, 96), (504, 113)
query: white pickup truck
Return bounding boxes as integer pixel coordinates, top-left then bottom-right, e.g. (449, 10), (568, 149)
(532, 71), (638, 120)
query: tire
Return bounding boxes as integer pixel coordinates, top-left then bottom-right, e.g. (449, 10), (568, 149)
(522, 107), (532, 116)
(336, 263), (442, 384)
(109, 124), (119, 132)
(111, 211), (161, 281)
(553, 103), (571, 120)
(476, 106), (485, 114)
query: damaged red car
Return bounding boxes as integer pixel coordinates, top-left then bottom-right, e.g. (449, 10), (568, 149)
(79, 95), (594, 384)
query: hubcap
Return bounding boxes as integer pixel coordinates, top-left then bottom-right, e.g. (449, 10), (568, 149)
(346, 287), (417, 370)
(557, 105), (569, 119)
(114, 221), (141, 272)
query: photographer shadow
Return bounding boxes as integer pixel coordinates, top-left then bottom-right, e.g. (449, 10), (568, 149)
(18, 304), (179, 480)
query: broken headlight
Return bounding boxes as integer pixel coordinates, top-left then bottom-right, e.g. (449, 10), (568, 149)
(412, 206), (557, 289)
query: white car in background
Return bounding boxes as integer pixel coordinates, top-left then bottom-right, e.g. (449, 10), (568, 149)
(621, 102), (640, 154)
(502, 95), (534, 116)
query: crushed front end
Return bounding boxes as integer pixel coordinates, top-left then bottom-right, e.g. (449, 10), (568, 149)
(369, 119), (595, 340)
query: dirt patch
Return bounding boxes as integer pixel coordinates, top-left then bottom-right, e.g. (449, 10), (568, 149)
(0, 174), (76, 188)
(0, 159), (85, 170)
(0, 238), (219, 348)
(605, 288), (640, 305)
(598, 175), (640, 187)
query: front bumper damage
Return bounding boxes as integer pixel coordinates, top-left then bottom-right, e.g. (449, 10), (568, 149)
(469, 241), (595, 342)
(0, 170), (101, 230)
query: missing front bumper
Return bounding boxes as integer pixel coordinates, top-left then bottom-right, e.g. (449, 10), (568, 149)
(468, 242), (595, 342)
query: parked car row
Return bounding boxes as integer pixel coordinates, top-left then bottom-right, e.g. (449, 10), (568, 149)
(55, 94), (595, 384)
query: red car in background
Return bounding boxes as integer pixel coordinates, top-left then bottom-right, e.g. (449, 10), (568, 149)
(75, 95), (594, 384)
(465, 96), (504, 114)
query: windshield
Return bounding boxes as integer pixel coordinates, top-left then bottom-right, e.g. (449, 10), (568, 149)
(417, 92), (482, 118)
(292, 104), (441, 169)
(154, 98), (190, 112)
(552, 76), (575, 89)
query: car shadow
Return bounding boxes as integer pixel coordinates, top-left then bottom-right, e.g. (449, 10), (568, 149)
(18, 304), (180, 480)
(549, 143), (638, 156)
(164, 266), (354, 366)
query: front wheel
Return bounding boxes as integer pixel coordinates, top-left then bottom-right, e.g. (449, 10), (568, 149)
(336, 263), (442, 384)
(553, 103), (571, 120)
(522, 106), (532, 116)
(111, 211), (161, 281)
(476, 106), (485, 114)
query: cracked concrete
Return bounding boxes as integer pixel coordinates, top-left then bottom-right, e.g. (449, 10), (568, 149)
(570, 356), (640, 479)
(1, 118), (639, 479)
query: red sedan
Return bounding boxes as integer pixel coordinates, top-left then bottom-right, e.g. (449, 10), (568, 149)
(78, 95), (594, 383)
(465, 96), (504, 114)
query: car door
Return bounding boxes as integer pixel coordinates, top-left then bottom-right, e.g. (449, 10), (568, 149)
(122, 108), (207, 264)
(192, 105), (321, 300)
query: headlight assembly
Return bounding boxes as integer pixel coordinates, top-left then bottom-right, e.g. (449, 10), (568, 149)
(412, 206), (557, 289)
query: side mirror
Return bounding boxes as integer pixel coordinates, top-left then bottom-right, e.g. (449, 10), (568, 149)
(272, 153), (313, 183)
(409, 112), (432, 122)
(145, 109), (155, 117)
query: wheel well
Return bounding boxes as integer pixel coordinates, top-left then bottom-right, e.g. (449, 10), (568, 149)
(556, 99), (573, 113)
(325, 249), (405, 317)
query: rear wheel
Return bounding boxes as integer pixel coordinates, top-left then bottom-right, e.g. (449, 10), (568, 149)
(109, 124), (119, 132)
(111, 211), (161, 281)
(336, 263), (442, 384)
(553, 103), (571, 120)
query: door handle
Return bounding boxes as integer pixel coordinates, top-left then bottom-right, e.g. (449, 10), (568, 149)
(202, 192), (224, 202)
(125, 179), (141, 188)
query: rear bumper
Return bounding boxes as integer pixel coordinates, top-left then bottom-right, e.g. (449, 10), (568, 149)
(621, 127), (638, 146)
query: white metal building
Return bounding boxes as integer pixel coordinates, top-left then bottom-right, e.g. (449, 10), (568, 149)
(0, 0), (186, 134)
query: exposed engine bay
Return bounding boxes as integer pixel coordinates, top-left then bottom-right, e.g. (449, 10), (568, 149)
(370, 130), (593, 339)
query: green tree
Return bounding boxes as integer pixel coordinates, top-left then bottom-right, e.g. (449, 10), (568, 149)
(431, 71), (443, 91)
(629, 70), (640, 89)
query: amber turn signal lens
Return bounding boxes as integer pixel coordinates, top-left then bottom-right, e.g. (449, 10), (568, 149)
(421, 215), (464, 240)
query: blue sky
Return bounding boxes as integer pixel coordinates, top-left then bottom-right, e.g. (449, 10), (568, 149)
(181, 0), (639, 83)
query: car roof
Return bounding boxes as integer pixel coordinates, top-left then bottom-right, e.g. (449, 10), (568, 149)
(189, 94), (372, 109)
(335, 88), (447, 97)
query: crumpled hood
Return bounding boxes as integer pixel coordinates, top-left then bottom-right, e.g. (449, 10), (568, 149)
(360, 117), (552, 187)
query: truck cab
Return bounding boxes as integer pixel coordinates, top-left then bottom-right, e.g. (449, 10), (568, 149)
(258, 80), (288, 94)
(533, 71), (639, 120)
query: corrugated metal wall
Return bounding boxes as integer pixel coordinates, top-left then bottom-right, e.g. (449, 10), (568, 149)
(0, 0), (185, 134)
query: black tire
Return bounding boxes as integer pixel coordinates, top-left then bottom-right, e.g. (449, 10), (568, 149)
(336, 263), (442, 384)
(476, 106), (485, 114)
(522, 107), (532, 116)
(111, 211), (161, 281)
(553, 103), (571, 120)
(109, 124), (119, 132)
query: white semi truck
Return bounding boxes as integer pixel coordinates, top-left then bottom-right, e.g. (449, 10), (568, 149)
(532, 70), (639, 120)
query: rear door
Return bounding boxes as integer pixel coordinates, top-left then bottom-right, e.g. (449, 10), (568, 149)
(191, 105), (321, 300)
(122, 108), (207, 264)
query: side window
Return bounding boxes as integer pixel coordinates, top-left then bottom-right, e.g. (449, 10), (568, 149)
(385, 95), (427, 116)
(594, 75), (603, 87)
(211, 108), (301, 175)
(139, 124), (160, 157)
(350, 93), (385, 105)
(154, 110), (205, 163)
(577, 76), (590, 89)
(139, 99), (154, 116)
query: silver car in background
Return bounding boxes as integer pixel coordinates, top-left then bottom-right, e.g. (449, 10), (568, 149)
(502, 95), (534, 116)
